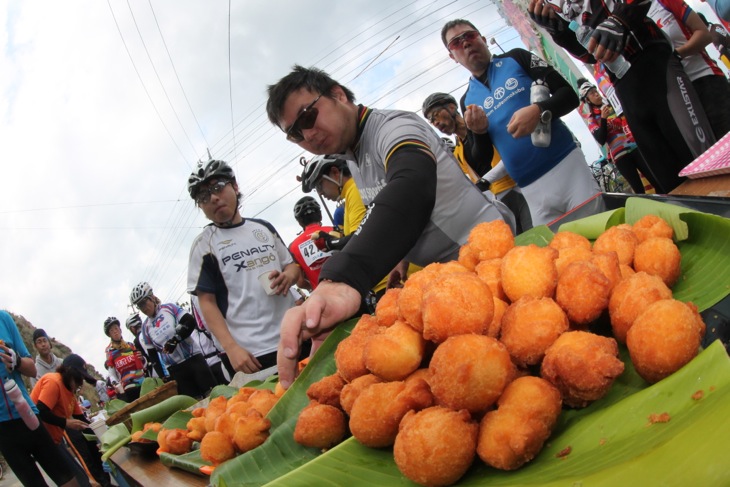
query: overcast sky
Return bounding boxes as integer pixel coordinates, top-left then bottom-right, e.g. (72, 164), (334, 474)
(1, 0), (722, 375)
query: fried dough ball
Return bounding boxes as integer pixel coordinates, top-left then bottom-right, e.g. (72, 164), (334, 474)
(475, 258), (506, 301)
(501, 245), (558, 302)
(349, 379), (433, 448)
(214, 409), (243, 441)
(143, 422), (162, 433)
(130, 430), (146, 442)
(590, 251), (622, 291)
(375, 287), (402, 327)
(274, 381), (286, 398)
(186, 417), (207, 441)
(477, 377), (562, 470)
(619, 264), (635, 279)
(394, 407), (478, 487)
(593, 225), (639, 266)
(549, 231), (592, 251)
(422, 273), (494, 343)
(555, 261), (612, 326)
(488, 297), (508, 338)
(364, 320), (426, 381)
(339, 374), (382, 416)
(458, 220), (515, 271)
(191, 407), (205, 418)
(541, 331), (624, 408)
(555, 246), (593, 278)
(158, 428), (193, 455)
(398, 263), (470, 331)
(293, 401), (347, 450)
(306, 373), (347, 409)
(404, 368), (431, 388)
(500, 297), (569, 367)
(334, 318), (384, 382)
(632, 214), (673, 243)
(232, 409), (271, 453)
(633, 237), (682, 287)
(200, 430), (236, 466)
(204, 395), (229, 433)
(608, 272), (673, 344)
(627, 299), (706, 384)
(247, 389), (279, 417)
(429, 334), (515, 414)
(228, 387), (259, 406)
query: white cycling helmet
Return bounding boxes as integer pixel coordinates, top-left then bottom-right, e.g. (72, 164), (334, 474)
(300, 155), (347, 193)
(130, 281), (153, 306)
(125, 314), (143, 332)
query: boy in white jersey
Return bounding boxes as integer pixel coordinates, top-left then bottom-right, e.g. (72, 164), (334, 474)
(186, 159), (304, 375)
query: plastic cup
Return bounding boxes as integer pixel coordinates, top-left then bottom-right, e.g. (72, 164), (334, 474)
(258, 271), (276, 295)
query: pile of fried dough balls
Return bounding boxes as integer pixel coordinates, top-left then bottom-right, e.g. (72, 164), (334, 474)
(156, 386), (283, 466)
(293, 215), (706, 487)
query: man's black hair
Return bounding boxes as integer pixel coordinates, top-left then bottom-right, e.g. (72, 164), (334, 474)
(266, 65), (356, 128)
(441, 19), (479, 46)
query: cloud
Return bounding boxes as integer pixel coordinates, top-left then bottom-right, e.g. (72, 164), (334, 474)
(0, 0), (602, 374)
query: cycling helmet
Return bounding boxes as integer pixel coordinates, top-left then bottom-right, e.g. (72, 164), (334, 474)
(104, 317), (120, 336)
(188, 159), (235, 199)
(125, 314), (142, 332)
(578, 81), (596, 101)
(293, 196), (321, 223)
(130, 281), (153, 306)
(300, 155), (347, 193)
(441, 137), (456, 152)
(422, 92), (457, 118)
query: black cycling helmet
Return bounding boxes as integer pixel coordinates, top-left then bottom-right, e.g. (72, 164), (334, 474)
(422, 92), (457, 118)
(293, 196), (321, 223)
(104, 317), (121, 337)
(300, 155), (348, 193)
(188, 159), (236, 199)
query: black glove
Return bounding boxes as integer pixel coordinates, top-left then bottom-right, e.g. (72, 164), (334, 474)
(317, 231), (351, 252)
(163, 335), (182, 354)
(528, 4), (567, 35)
(591, 16), (627, 56)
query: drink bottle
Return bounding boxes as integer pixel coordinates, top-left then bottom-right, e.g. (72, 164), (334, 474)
(570, 21), (631, 78)
(3, 379), (40, 430)
(530, 80), (551, 148)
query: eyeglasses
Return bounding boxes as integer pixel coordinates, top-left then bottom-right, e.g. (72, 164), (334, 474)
(427, 107), (446, 124)
(195, 180), (230, 205)
(135, 297), (149, 309)
(285, 95), (322, 142)
(447, 30), (481, 51)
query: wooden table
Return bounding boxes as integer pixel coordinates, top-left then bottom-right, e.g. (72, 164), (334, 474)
(670, 174), (730, 197)
(110, 447), (207, 487)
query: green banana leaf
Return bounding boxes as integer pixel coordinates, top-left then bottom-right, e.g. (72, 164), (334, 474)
(105, 398), (128, 415)
(206, 200), (730, 486)
(263, 340), (730, 487)
(140, 377), (166, 397)
(211, 321), (356, 487)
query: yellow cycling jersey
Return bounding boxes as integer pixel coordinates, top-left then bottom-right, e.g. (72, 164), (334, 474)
(453, 138), (515, 195)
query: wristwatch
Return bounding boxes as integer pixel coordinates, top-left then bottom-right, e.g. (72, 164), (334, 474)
(539, 109), (552, 124)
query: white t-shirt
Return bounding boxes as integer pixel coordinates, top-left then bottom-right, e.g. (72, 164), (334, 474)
(187, 218), (295, 358)
(139, 303), (202, 367)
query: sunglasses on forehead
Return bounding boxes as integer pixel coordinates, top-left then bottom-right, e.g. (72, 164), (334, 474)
(447, 30), (481, 51)
(285, 94), (322, 142)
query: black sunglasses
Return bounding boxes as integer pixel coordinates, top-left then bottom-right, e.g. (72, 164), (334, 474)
(196, 180), (230, 205)
(447, 30), (481, 51)
(285, 94), (322, 142)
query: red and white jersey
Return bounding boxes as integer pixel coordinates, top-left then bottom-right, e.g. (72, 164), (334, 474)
(648, 0), (724, 80)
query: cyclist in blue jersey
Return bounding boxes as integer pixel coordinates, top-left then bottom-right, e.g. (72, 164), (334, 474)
(441, 19), (602, 226)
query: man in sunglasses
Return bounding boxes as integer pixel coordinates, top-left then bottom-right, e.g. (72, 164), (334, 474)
(422, 92), (532, 234)
(442, 19), (602, 227)
(186, 159), (305, 375)
(266, 65), (514, 389)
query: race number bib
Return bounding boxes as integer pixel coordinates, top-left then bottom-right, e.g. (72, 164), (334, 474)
(298, 239), (332, 269)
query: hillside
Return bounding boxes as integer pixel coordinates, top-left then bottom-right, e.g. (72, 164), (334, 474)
(3, 309), (103, 408)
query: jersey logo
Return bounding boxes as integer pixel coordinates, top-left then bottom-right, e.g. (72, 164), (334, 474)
(495, 60), (503, 68)
(494, 87), (506, 100)
(483, 97), (495, 109)
(252, 229), (269, 243)
(505, 78), (518, 90)
(530, 55), (548, 68)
